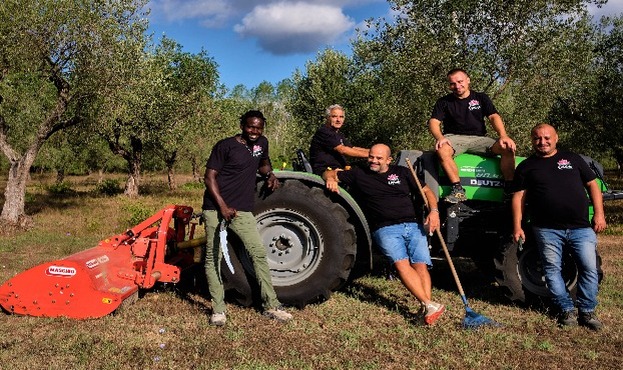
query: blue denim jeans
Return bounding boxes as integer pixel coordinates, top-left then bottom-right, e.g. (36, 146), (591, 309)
(372, 222), (431, 266)
(532, 227), (598, 313)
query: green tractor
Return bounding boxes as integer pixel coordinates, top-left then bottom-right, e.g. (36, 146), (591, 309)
(219, 150), (622, 308)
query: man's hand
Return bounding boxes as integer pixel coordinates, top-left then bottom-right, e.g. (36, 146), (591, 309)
(323, 169), (341, 193)
(592, 213), (607, 233)
(498, 136), (516, 153)
(435, 137), (451, 151)
(424, 211), (440, 234)
(512, 228), (525, 244)
(219, 205), (237, 222)
(266, 173), (280, 190)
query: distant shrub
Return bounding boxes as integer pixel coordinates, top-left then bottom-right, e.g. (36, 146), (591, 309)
(179, 181), (205, 190)
(47, 181), (74, 195)
(121, 202), (155, 226)
(96, 179), (122, 196)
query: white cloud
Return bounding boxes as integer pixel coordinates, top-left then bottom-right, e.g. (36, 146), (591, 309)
(148, 0), (377, 24)
(234, 2), (356, 55)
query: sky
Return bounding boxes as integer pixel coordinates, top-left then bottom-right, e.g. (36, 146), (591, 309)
(147, 0), (623, 91)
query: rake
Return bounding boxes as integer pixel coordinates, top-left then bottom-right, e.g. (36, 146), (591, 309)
(405, 158), (502, 329)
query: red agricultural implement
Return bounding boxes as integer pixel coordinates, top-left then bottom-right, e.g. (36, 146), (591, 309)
(0, 205), (205, 319)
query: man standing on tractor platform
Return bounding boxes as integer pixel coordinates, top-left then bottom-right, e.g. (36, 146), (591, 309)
(309, 104), (370, 175)
(323, 144), (446, 325)
(202, 110), (292, 326)
(512, 123), (607, 330)
(428, 68), (516, 203)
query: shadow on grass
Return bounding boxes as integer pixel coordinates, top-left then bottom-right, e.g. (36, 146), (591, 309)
(343, 256), (517, 325)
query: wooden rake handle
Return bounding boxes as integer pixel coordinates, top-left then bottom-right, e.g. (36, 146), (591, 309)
(404, 157), (467, 298)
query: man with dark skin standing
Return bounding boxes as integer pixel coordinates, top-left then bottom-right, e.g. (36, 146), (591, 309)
(512, 123), (606, 330)
(323, 144), (445, 325)
(309, 104), (369, 175)
(202, 110), (292, 326)
(428, 68), (516, 203)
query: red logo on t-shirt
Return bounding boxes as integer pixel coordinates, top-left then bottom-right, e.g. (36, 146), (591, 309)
(468, 99), (481, 111)
(387, 174), (401, 185)
(557, 159), (573, 170)
(252, 145), (263, 157)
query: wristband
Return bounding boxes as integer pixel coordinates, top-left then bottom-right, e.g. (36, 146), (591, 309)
(430, 208), (439, 213)
(265, 171), (273, 178)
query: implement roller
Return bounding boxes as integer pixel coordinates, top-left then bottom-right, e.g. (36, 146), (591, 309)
(0, 205), (206, 319)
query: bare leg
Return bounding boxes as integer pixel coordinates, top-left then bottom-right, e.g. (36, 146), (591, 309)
(412, 262), (432, 301)
(437, 144), (460, 183)
(491, 142), (515, 181)
(394, 259), (432, 304)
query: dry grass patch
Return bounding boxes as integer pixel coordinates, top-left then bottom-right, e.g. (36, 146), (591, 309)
(0, 173), (622, 369)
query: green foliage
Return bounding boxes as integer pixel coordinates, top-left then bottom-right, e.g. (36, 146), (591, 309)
(95, 179), (122, 197)
(179, 181), (205, 191)
(0, 0), (149, 222)
(121, 202), (155, 227)
(96, 35), (222, 194)
(46, 181), (74, 195)
(286, 0), (611, 156)
(550, 15), (623, 168)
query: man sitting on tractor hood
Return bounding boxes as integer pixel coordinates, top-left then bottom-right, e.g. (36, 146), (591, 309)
(428, 68), (516, 203)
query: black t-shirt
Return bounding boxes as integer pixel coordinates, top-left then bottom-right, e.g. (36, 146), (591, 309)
(202, 136), (269, 212)
(431, 91), (498, 136)
(309, 125), (352, 175)
(337, 164), (426, 231)
(513, 151), (596, 229)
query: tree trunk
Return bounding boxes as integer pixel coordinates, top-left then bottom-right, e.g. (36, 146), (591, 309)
(614, 148), (623, 178)
(56, 168), (65, 184)
(167, 166), (177, 190)
(1, 152), (38, 227)
(107, 134), (143, 198)
(191, 156), (203, 182)
(124, 159), (141, 198)
(165, 151), (177, 190)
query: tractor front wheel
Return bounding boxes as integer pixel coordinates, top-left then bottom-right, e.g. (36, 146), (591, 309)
(222, 180), (357, 308)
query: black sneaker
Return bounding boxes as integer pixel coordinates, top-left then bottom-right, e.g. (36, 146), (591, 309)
(558, 310), (578, 327)
(445, 186), (466, 203)
(579, 311), (603, 331)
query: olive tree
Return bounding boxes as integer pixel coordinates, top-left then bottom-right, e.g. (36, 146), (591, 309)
(350, 0), (605, 152)
(551, 15), (623, 171)
(0, 0), (148, 226)
(96, 36), (221, 195)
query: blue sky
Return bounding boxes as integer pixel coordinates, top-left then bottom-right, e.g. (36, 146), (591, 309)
(147, 0), (623, 91)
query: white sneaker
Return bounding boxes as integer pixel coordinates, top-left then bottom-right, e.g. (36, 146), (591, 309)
(263, 307), (293, 322)
(210, 312), (226, 326)
(424, 302), (445, 325)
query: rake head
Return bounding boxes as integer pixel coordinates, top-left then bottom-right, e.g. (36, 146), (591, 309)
(462, 305), (502, 329)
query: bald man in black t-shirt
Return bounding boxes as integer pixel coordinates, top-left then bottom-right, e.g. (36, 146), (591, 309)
(512, 123), (606, 331)
(323, 144), (446, 325)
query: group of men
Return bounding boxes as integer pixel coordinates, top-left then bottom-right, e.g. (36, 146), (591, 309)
(201, 68), (607, 331)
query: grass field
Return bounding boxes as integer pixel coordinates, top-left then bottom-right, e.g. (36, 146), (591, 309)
(0, 173), (622, 370)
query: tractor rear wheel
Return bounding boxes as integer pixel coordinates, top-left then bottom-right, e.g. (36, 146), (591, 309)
(494, 235), (603, 305)
(222, 180), (357, 308)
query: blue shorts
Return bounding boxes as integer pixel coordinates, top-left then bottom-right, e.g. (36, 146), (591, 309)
(372, 222), (431, 266)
